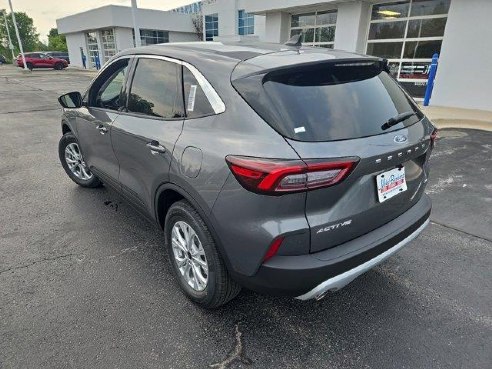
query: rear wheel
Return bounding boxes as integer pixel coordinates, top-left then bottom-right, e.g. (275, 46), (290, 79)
(165, 200), (241, 308)
(58, 133), (102, 188)
(26, 62), (33, 71)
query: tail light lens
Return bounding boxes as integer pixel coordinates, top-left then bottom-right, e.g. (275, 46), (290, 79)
(226, 155), (359, 195)
(430, 128), (438, 149)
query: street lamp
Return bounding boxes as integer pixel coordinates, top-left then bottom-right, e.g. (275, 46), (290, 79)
(2, 11), (15, 62)
(7, 0), (28, 71)
(131, 0), (141, 47)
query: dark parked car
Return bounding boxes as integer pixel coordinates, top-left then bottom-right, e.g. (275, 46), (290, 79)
(57, 42), (435, 308)
(17, 52), (68, 70)
(45, 51), (70, 64)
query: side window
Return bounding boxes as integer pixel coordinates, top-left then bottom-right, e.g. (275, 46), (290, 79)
(127, 58), (184, 119)
(183, 67), (215, 118)
(91, 59), (129, 111)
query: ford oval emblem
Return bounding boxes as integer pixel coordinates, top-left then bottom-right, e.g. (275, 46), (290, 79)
(394, 134), (408, 143)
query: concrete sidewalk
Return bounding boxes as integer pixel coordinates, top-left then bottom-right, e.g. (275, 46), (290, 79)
(420, 105), (492, 131)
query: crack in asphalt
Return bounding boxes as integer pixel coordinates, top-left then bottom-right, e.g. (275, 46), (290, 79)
(430, 220), (492, 243)
(0, 253), (75, 274)
(209, 323), (252, 369)
(0, 107), (59, 115)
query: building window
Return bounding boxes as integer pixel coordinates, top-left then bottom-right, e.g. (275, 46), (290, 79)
(133, 29), (169, 46)
(290, 10), (337, 48)
(86, 31), (99, 68)
(366, 0), (451, 98)
(238, 10), (254, 35)
(205, 13), (219, 41)
(100, 29), (117, 63)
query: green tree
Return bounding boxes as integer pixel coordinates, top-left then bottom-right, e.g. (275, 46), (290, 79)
(47, 28), (67, 51)
(0, 9), (40, 60)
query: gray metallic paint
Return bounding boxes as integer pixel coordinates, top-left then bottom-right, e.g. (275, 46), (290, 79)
(60, 42), (433, 296)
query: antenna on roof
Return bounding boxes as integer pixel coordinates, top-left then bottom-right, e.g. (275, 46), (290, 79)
(284, 33), (303, 54)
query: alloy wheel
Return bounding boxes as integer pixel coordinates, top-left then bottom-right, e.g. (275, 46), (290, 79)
(171, 220), (209, 292)
(65, 142), (93, 180)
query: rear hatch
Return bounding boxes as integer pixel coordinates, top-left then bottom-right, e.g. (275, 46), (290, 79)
(232, 51), (434, 253)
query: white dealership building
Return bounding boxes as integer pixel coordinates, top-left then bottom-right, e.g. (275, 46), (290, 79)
(202, 0), (491, 111)
(56, 5), (200, 69)
(57, 0), (491, 112)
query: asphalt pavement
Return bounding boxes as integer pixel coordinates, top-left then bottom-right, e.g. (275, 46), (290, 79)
(1, 65), (491, 369)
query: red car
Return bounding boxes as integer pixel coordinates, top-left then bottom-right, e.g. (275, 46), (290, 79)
(17, 52), (68, 70)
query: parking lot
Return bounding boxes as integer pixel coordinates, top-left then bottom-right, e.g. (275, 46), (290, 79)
(0, 65), (491, 369)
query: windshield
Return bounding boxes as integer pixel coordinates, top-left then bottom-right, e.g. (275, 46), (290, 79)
(234, 61), (422, 142)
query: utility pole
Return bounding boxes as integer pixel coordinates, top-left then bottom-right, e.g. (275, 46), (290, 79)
(3, 11), (15, 62)
(7, 0), (28, 71)
(131, 0), (141, 47)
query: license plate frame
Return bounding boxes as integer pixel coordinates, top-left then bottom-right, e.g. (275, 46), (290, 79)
(376, 167), (407, 203)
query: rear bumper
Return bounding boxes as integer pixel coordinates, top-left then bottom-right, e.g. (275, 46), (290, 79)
(233, 194), (431, 298)
(297, 218), (429, 300)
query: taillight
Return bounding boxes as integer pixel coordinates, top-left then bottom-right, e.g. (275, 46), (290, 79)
(430, 128), (438, 149)
(225, 156), (359, 195)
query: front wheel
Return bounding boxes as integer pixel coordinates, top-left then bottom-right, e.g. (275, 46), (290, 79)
(165, 200), (241, 308)
(58, 132), (102, 188)
(26, 62), (33, 71)
(54, 63), (63, 70)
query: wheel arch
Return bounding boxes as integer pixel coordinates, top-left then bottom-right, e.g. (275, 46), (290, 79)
(154, 182), (235, 275)
(62, 122), (71, 135)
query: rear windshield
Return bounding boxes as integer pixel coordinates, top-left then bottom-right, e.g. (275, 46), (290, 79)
(233, 61), (423, 142)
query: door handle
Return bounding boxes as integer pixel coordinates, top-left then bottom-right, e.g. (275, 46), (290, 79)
(147, 140), (166, 154)
(96, 124), (108, 134)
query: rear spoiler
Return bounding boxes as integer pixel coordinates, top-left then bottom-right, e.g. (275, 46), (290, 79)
(232, 56), (388, 81)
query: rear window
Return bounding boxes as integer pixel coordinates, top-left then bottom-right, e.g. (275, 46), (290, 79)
(233, 61), (422, 141)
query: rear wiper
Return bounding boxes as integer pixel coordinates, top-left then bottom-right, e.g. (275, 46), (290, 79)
(381, 111), (416, 130)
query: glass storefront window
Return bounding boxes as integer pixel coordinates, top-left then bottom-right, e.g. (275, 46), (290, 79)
(368, 20), (406, 39)
(290, 10), (337, 48)
(366, 0), (450, 98)
(410, 0), (450, 16)
(238, 10), (254, 35)
(100, 29), (117, 62)
(403, 40), (442, 59)
(205, 13), (219, 41)
(371, 1), (410, 20)
(406, 17), (447, 38)
(86, 32), (99, 69)
(291, 13), (316, 27)
(134, 29), (169, 46)
(366, 42), (404, 59)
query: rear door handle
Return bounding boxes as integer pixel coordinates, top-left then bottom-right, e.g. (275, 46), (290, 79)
(146, 140), (166, 154)
(96, 124), (108, 134)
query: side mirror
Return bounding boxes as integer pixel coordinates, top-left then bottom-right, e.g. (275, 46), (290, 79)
(58, 92), (83, 108)
(48, 56), (53, 59)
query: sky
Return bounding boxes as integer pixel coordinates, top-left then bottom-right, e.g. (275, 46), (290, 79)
(2, 0), (197, 42)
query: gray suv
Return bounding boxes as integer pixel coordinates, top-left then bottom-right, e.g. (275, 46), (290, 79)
(58, 42), (435, 308)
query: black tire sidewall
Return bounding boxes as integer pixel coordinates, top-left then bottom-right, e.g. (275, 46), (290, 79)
(165, 202), (221, 306)
(58, 133), (101, 188)
(26, 63), (33, 70)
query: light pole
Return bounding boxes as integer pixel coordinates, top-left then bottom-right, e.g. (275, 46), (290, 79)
(2, 11), (15, 62)
(7, 0), (28, 71)
(131, 0), (141, 47)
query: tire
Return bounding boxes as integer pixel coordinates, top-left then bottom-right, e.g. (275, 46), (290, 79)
(54, 63), (63, 70)
(165, 200), (241, 308)
(26, 62), (33, 71)
(58, 132), (102, 188)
